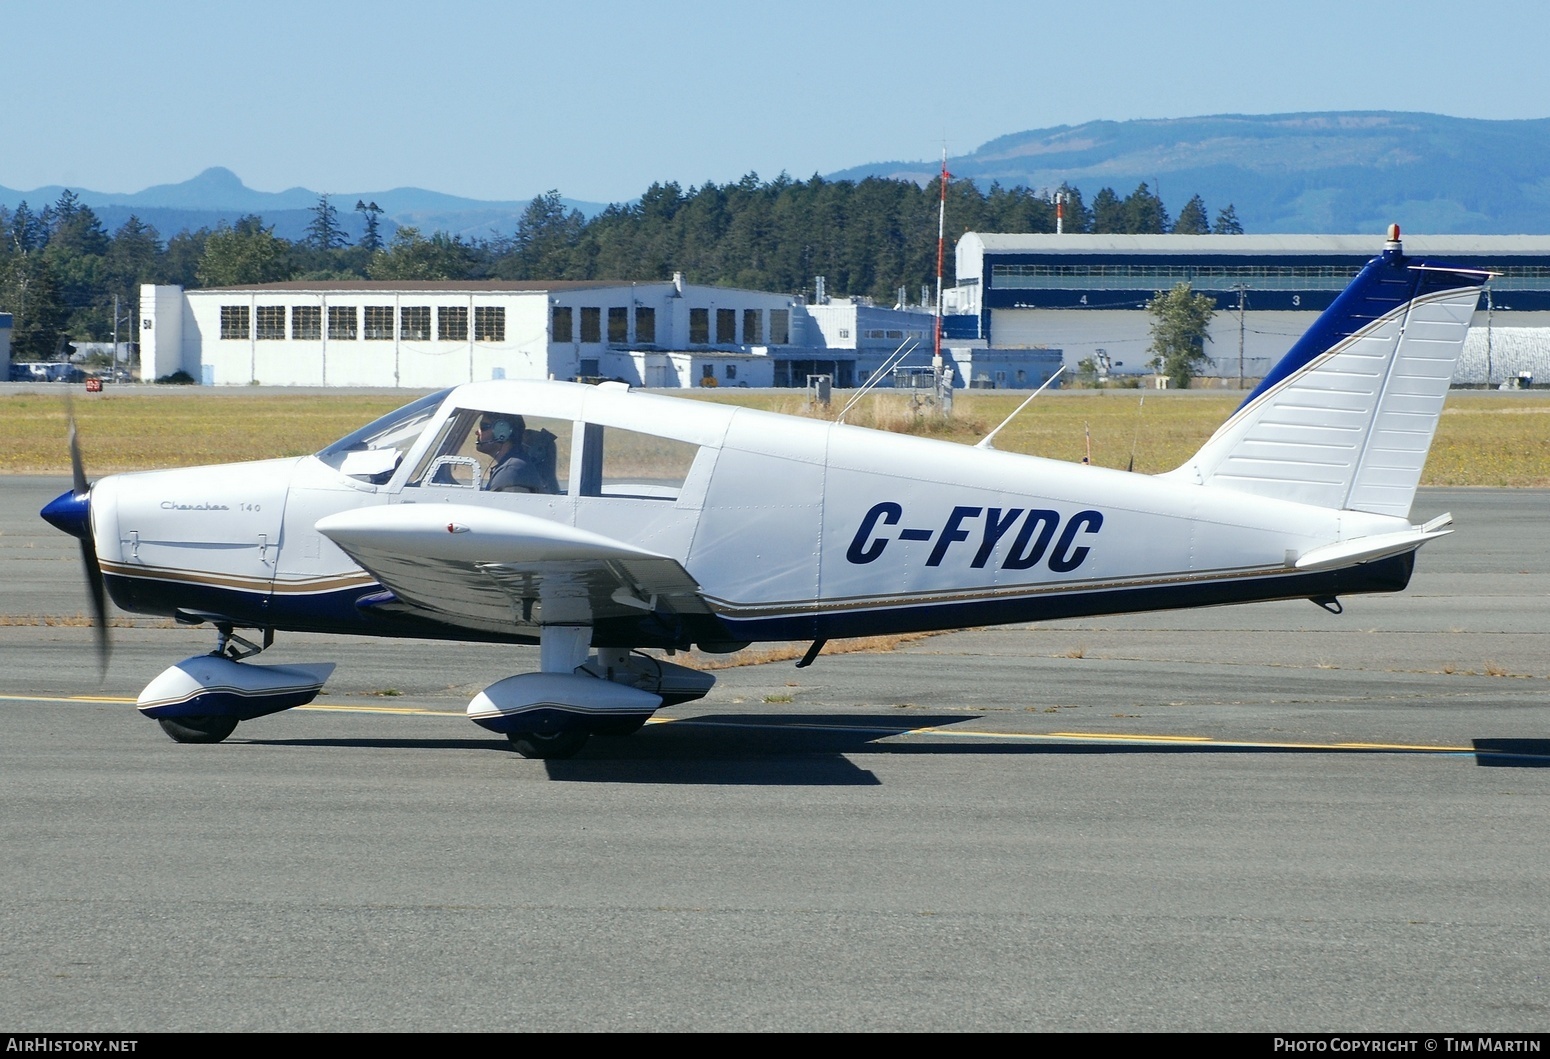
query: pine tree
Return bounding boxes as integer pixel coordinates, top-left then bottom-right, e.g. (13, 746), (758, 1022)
(8, 201), (47, 252)
(304, 194), (349, 251)
(1091, 188), (1125, 234)
(1174, 194), (1210, 234)
(1213, 204), (1244, 235)
(1122, 183), (1170, 234)
(355, 200), (384, 252)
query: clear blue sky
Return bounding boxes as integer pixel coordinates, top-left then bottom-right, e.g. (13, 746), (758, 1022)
(6, 0), (1548, 204)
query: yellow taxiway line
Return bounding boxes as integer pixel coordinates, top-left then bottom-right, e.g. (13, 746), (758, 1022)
(1, 693), (1484, 754)
(665, 716), (1480, 755)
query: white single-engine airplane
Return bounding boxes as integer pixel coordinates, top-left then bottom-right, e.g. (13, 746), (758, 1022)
(42, 228), (1490, 758)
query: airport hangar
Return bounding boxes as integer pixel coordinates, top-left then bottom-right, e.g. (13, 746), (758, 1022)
(945, 233), (1550, 386)
(138, 274), (1059, 390)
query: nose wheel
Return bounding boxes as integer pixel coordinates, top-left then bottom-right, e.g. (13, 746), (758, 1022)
(157, 715), (239, 744)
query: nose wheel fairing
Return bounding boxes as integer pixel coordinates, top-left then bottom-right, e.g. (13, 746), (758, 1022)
(137, 655), (335, 723)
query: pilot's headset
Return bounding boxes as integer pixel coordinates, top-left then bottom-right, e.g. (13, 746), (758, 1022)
(481, 415), (524, 445)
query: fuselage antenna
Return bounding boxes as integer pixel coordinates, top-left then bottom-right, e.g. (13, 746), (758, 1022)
(975, 367), (1068, 450)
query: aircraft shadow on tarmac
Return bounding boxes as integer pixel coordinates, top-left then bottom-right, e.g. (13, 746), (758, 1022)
(238, 715), (1550, 782)
(1471, 739), (1550, 769)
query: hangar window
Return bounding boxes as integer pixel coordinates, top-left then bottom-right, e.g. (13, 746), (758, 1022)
(552, 306), (573, 342)
(742, 309), (762, 344)
(220, 305), (249, 340)
(292, 306), (321, 340)
(364, 306), (394, 340)
(400, 306), (431, 341)
(716, 308), (735, 344)
(689, 308), (709, 344)
(255, 306), (286, 340)
(328, 306), (357, 340)
(608, 307), (627, 344)
(439, 306), (468, 341)
(769, 308), (789, 344)
(580, 307), (601, 343)
(635, 306), (655, 344)
(475, 306), (505, 342)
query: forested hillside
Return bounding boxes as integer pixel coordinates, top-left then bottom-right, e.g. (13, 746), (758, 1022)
(1, 176), (1238, 361)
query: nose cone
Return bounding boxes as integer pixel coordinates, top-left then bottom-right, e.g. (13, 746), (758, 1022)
(41, 488), (91, 540)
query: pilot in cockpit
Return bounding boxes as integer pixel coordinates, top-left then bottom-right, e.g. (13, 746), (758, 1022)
(475, 414), (545, 493)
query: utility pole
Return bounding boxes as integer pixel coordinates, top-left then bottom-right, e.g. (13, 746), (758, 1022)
(1234, 284), (1247, 389)
(1485, 285), (1494, 387)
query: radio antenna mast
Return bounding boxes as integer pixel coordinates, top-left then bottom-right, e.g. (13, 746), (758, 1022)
(934, 148), (949, 380)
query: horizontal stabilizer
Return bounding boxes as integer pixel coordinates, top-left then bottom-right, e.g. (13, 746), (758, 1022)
(1293, 518), (1453, 574)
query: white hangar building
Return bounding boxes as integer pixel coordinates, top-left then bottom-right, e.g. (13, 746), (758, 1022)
(138, 275), (1062, 390)
(141, 276), (804, 389)
(946, 233), (1550, 385)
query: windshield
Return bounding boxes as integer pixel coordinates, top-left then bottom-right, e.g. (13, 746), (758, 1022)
(315, 388), (451, 483)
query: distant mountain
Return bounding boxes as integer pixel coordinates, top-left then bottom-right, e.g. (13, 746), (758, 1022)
(829, 112), (1550, 234)
(9, 112), (1550, 240)
(0, 167), (609, 242)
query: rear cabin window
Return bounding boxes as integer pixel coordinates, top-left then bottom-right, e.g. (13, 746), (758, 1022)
(578, 424), (699, 501)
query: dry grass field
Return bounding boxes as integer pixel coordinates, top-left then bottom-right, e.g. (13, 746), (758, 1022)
(1, 386), (1546, 485)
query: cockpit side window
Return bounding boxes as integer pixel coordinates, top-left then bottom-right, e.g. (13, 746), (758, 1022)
(315, 388), (450, 484)
(406, 407), (572, 494)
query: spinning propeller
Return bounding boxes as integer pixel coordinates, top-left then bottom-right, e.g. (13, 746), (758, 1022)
(39, 400), (110, 676)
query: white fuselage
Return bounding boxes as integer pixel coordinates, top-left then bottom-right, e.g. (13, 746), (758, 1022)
(88, 380), (1411, 645)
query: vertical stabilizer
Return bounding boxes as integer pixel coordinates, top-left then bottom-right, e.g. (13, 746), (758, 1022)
(1166, 230), (1490, 517)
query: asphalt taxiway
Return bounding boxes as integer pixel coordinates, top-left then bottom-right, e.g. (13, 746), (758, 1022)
(2, 477), (1547, 1031)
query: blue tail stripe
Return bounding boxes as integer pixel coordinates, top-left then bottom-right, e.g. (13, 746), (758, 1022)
(1235, 247), (1488, 414)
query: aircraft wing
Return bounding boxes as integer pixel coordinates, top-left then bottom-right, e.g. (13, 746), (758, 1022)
(315, 504), (711, 635)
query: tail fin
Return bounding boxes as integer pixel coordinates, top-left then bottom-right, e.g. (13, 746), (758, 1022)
(1167, 229), (1490, 517)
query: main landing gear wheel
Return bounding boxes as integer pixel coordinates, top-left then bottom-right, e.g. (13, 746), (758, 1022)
(507, 729), (590, 760)
(157, 715), (239, 744)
